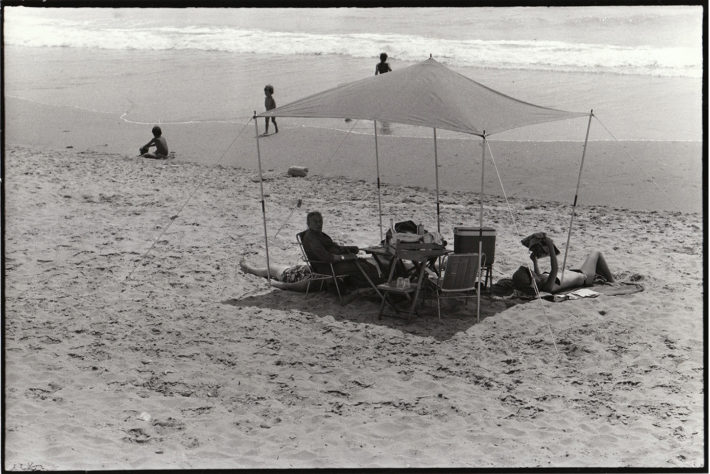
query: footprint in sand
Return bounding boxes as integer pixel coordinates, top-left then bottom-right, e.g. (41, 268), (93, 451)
(123, 427), (151, 443)
(152, 417), (186, 437)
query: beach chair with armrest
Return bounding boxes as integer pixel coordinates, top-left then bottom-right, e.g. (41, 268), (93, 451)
(428, 252), (484, 320)
(296, 231), (349, 305)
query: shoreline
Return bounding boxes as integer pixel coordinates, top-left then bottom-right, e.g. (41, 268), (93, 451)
(5, 97), (703, 213)
(5, 43), (702, 214)
(4, 45), (702, 141)
(4, 144), (704, 469)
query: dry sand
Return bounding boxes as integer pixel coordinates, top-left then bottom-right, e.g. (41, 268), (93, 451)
(3, 143), (704, 469)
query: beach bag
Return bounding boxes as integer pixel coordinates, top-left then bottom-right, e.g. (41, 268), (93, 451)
(383, 220), (419, 248)
(394, 220), (418, 234)
(387, 232), (420, 251)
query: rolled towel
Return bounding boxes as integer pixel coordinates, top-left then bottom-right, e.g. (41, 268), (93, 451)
(287, 166), (309, 177)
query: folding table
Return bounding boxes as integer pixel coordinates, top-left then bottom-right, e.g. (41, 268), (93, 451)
(371, 243), (449, 320)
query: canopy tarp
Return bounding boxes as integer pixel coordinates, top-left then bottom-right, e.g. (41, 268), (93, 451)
(253, 57), (594, 322)
(258, 58), (587, 137)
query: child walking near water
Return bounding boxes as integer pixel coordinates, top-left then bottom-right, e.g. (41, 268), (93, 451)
(263, 84), (278, 135)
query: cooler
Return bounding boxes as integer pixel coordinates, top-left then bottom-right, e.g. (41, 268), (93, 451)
(453, 227), (496, 264)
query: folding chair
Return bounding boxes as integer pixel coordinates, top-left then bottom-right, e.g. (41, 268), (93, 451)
(428, 252), (484, 320)
(296, 231), (349, 305)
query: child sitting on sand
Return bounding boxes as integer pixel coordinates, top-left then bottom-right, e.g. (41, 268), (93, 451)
(512, 233), (614, 294)
(263, 84), (278, 135)
(139, 125), (169, 159)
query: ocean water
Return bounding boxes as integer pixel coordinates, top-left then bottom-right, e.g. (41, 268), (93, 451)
(2, 7), (703, 211)
(3, 6), (704, 142)
(4, 6), (702, 78)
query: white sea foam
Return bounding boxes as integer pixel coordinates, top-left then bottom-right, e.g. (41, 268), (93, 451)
(4, 8), (702, 78)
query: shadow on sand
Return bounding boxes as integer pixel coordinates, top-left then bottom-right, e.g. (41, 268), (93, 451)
(222, 287), (526, 341)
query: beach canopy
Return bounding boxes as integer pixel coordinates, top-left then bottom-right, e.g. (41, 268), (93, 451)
(253, 57), (594, 321)
(259, 57), (587, 137)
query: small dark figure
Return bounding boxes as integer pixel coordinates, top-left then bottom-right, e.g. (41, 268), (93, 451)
(139, 125), (168, 159)
(264, 84), (278, 135)
(375, 53), (393, 133)
(375, 52), (392, 75)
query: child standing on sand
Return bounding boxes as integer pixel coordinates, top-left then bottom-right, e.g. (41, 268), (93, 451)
(263, 84), (278, 135)
(374, 53), (393, 133)
(139, 125), (169, 159)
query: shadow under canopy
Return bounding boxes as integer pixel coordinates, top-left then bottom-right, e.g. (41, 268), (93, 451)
(222, 288), (519, 341)
(254, 57), (593, 320)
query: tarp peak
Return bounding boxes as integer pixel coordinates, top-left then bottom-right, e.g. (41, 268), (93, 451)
(259, 57), (587, 136)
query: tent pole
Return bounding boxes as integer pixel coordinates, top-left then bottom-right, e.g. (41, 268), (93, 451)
(433, 128), (441, 233)
(561, 109), (594, 281)
(476, 133), (486, 323)
(479, 134), (485, 229)
(253, 112), (272, 284)
(374, 121), (383, 242)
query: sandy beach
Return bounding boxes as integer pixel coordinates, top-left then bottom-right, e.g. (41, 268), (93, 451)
(3, 140), (704, 469)
(3, 6), (704, 470)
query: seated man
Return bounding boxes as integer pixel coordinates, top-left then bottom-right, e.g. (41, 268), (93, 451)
(512, 233), (614, 294)
(301, 211), (382, 289)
